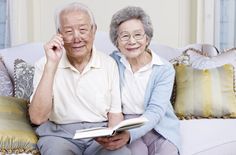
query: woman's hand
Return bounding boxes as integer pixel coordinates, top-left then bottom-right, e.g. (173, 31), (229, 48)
(95, 131), (130, 150)
(44, 34), (64, 67)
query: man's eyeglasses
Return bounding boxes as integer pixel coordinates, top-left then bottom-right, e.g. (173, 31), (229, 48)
(60, 25), (92, 43)
(118, 31), (146, 42)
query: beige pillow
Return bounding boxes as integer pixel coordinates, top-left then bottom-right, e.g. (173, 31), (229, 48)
(174, 64), (236, 119)
(0, 96), (38, 154)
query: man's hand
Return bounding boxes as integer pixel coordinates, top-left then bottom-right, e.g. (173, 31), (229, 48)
(95, 131), (130, 150)
(44, 34), (64, 67)
(29, 34), (64, 125)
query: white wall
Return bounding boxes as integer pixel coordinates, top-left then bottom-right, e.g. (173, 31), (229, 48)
(12, 0), (197, 48)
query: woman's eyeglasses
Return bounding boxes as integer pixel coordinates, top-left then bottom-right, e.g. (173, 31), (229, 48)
(118, 31), (146, 42)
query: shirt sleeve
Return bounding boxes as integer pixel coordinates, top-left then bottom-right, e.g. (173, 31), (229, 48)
(109, 59), (122, 113)
(30, 57), (46, 102)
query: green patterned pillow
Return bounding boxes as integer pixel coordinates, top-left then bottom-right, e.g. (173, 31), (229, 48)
(174, 64), (236, 119)
(0, 96), (38, 154)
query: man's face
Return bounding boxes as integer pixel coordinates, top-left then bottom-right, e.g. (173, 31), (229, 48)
(59, 10), (96, 60)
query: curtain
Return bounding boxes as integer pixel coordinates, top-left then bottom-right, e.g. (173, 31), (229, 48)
(9, 0), (29, 46)
(5, 0), (11, 47)
(196, 0), (236, 50)
(196, 0), (215, 45)
(0, 0), (10, 48)
(214, 0), (236, 50)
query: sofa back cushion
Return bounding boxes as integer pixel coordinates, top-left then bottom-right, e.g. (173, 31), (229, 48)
(184, 43), (219, 56)
(0, 32), (181, 78)
(0, 43), (44, 79)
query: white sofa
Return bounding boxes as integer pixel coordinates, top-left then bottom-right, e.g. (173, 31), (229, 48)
(1, 32), (236, 155)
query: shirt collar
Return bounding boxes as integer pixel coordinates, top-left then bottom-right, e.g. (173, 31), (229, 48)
(150, 49), (164, 66)
(119, 48), (164, 69)
(58, 46), (101, 70)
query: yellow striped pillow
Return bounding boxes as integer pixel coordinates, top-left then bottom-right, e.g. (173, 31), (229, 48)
(174, 64), (236, 119)
(0, 96), (38, 154)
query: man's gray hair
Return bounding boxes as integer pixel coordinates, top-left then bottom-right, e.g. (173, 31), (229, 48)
(109, 6), (153, 47)
(54, 2), (96, 32)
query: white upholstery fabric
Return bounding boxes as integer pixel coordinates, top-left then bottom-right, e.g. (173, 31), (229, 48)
(185, 43), (219, 56)
(180, 119), (236, 155)
(186, 48), (236, 69)
(0, 42), (44, 79)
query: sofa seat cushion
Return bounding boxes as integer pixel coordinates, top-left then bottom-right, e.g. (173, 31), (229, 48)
(180, 119), (236, 155)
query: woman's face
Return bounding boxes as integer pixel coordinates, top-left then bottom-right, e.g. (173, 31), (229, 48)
(117, 19), (149, 59)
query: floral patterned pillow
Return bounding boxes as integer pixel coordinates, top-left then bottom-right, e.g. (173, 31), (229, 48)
(0, 57), (13, 96)
(14, 59), (35, 100)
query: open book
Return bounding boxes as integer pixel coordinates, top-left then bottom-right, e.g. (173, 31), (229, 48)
(73, 117), (148, 139)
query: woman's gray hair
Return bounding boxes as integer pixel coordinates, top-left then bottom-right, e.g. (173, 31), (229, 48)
(54, 2), (96, 32)
(110, 6), (153, 47)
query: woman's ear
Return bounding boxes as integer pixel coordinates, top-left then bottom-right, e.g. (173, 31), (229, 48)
(146, 36), (151, 47)
(115, 41), (120, 51)
(115, 39), (120, 48)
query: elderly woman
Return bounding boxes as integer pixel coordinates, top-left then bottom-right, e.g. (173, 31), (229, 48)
(96, 6), (181, 155)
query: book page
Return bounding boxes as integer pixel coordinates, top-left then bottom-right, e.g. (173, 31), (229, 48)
(74, 128), (114, 139)
(73, 117), (148, 139)
(75, 126), (106, 133)
(113, 117), (148, 131)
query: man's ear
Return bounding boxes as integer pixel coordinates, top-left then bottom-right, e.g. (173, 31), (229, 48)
(57, 28), (61, 34)
(93, 24), (97, 33)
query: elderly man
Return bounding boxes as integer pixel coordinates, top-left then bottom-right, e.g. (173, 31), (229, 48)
(29, 2), (131, 155)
